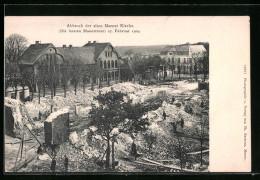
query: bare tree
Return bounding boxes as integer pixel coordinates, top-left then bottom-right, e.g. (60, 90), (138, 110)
(177, 65), (181, 81)
(60, 63), (70, 98)
(20, 67), (35, 100)
(35, 63), (48, 104)
(201, 51), (209, 82)
(5, 63), (20, 99)
(191, 53), (201, 82)
(5, 34), (28, 63)
(82, 65), (89, 93)
(192, 114), (209, 167)
(70, 60), (83, 95)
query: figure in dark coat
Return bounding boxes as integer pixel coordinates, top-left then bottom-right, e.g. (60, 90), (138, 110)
(172, 122), (177, 132)
(131, 142), (138, 160)
(172, 96), (175, 103)
(50, 157), (56, 172)
(201, 101), (204, 108)
(37, 145), (44, 155)
(181, 118), (184, 128)
(51, 144), (56, 156)
(64, 155), (69, 172)
(163, 111), (166, 120)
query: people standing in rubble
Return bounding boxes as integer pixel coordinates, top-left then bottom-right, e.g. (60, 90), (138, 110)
(201, 101), (204, 108)
(50, 156), (56, 172)
(131, 141), (138, 160)
(172, 122), (177, 133)
(172, 95), (175, 104)
(64, 155), (69, 172)
(181, 118), (184, 128)
(37, 145), (44, 155)
(51, 144), (56, 156)
(163, 111), (167, 120)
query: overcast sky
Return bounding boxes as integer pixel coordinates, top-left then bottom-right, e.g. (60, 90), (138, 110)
(5, 16), (248, 47)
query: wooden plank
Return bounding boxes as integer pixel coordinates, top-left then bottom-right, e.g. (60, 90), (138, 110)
(140, 157), (197, 172)
(187, 149), (209, 155)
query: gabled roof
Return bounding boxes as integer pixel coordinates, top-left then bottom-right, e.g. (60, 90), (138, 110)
(83, 42), (111, 60)
(18, 43), (54, 64)
(56, 47), (96, 65)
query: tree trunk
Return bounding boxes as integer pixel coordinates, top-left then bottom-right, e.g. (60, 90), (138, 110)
(43, 85), (45, 97)
(74, 82), (77, 95)
(31, 89), (34, 101)
(200, 140), (203, 167)
(38, 87), (41, 104)
(51, 83), (53, 99)
(180, 153), (183, 170)
(106, 137), (110, 169)
(112, 140), (115, 170)
(14, 86), (18, 100)
(91, 81), (94, 91)
(54, 82), (56, 96)
(177, 136), (183, 170)
(64, 85), (66, 98)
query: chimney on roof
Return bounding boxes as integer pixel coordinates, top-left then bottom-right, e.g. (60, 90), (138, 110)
(93, 41), (96, 44)
(69, 45), (72, 49)
(88, 41), (91, 44)
(35, 41), (40, 44)
(63, 45), (66, 48)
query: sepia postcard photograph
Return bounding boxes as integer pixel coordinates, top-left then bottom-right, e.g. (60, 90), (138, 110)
(4, 16), (250, 174)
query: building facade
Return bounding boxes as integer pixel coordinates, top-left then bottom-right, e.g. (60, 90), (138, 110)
(159, 44), (207, 78)
(18, 41), (121, 92)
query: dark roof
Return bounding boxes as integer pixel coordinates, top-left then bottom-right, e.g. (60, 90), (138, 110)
(56, 47), (96, 65)
(161, 45), (174, 51)
(175, 45), (189, 52)
(83, 42), (110, 60)
(18, 43), (54, 64)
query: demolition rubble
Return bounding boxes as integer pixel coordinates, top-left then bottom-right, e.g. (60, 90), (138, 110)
(5, 81), (209, 172)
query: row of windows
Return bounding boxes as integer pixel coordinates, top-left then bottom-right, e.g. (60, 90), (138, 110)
(101, 71), (119, 81)
(168, 65), (191, 71)
(105, 51), (113, 57)
(100, 60), (118, 69)
(166, 58), (193, 64)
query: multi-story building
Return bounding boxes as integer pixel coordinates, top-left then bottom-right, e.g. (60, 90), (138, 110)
(159, 44), (207, 78)
(18, 41), (121, 92)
